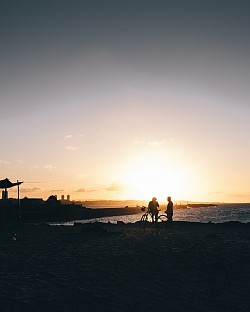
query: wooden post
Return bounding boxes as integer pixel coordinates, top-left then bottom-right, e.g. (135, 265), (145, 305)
(3, 187), (7, 223)
(17, 180), (21, 220)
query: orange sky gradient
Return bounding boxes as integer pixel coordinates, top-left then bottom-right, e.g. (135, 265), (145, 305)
(1, 1), (250, 203)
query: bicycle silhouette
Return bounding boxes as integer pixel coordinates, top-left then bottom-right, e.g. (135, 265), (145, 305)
(140, 206), (168, 225)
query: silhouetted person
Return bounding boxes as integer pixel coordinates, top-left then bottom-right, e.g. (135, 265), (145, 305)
(148, 197), (159, 222)
(166, 196), (173, 222)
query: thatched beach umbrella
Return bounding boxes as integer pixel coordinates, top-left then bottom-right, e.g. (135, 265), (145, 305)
(0, 178), (23, 221)
(0, 178), (23, 189)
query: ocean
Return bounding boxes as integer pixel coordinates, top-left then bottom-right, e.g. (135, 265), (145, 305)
(52, 203), (250, 225)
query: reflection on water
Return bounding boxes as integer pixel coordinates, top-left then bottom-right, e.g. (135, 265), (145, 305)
(51, 203), (250, 226)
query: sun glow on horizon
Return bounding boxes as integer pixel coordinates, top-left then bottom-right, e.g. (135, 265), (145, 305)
(118, 154), (191, 201)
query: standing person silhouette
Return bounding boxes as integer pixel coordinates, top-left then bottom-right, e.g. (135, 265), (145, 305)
(166, 196), (173, 223)
(148, 197), (159, 222)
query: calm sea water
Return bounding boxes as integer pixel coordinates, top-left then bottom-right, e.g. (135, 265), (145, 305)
(52, 203), (250, 225)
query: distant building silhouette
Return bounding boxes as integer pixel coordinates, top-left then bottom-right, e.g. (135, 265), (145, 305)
(21, 197), (44, 207)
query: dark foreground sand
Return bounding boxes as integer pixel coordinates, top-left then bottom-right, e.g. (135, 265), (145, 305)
(0, 221), (250, 312)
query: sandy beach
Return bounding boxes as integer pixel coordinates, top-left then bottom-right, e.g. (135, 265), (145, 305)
(0, 221), (249, 312)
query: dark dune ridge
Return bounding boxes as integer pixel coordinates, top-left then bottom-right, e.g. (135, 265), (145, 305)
(0, 205), (142, 223)
(0, 221), (249, 312)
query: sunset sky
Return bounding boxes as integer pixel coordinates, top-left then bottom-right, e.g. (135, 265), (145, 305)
(1, 0), (250, 202)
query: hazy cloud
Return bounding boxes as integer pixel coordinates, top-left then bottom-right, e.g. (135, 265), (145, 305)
(75, 188), (86, 192)
(147, 139), (168, 146)
(50, 189), (65, 192)
(207, 191), (224, 195)
(106, 182), (125, 192)
(75, 188), (97, 193)
(0, 160), (10, 165)
(29, 166), (38, 171)
(14, 159), (23, 164)
(65, 133), (83, 139)
(65, 134), (73, 139)
(227, 192), (250, 198)
(66, 145), (78, 151)
(133, 138), (174, 146)
(44, 165), (57, 170)
(75, 173), (87, 180)
(21, 187), (40, 193)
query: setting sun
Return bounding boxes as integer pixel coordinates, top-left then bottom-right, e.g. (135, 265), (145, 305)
(118, 154), (189, 201)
